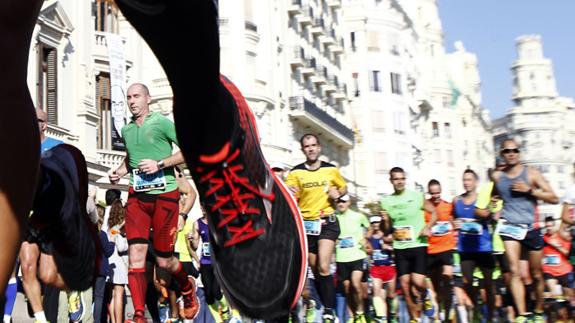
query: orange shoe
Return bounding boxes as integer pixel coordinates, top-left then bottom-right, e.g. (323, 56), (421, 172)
(180, 277), (200, 319)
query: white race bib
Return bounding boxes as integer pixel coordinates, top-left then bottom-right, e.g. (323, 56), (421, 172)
(133, 169), (166, 192)
(394, 226), (414, 242)
(460, 220), (483, 235)
(338, 237), (355, 249)
(543, 254), (560, 266)
(372, 249), (387, 261)
(431, 221), (452, 236)
(496, 222), (528, 240)
(202, 242), (211, 258)
(304, 219), (321, 236)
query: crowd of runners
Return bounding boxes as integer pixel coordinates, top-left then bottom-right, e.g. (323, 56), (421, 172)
(1, 0), (573, 323)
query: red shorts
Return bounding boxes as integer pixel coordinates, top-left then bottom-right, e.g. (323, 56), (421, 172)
(370, 265), (396, 283)
(126, 188), (180, 257)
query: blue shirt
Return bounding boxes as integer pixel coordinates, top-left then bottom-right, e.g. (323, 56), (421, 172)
(454, 198), (492, 253)
(41, 137), (63, 153)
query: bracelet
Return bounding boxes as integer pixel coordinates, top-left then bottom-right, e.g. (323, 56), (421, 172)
(157, 159), (165, 170)
(179, 212), (188, 220)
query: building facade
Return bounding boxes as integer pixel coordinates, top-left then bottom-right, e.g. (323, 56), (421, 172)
(493, 35), (575, 217)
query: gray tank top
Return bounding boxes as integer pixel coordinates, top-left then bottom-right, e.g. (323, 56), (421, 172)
(495, 166), (537, 225)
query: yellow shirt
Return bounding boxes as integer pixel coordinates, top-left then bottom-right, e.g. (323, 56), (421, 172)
(175, 218), (193, 262)
(285, 161), (347, 220)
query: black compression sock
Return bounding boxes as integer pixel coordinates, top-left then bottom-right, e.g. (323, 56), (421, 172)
(317, 274), (335, 310)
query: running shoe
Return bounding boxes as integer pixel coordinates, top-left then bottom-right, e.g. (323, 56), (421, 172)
(515, 315), (528, 323)
(181, 77), (307, 319)
(125, 310), (147, 323)
(353, 313), (367, 323)
(221, 306), (231, 321)
(180, 277), (200, 319)
(67, 291), (84, 322)
(322, 312), (339, 323)
(533, 312), (545, 323)
(422, 290), (435, 318)
(305, 300), (317, 323)
(158, 301), (169, 322)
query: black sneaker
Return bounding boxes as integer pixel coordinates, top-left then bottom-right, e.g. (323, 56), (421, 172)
(183, 76), (307, 319)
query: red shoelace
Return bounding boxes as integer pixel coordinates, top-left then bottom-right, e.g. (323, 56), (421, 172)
(198, 148), (275, 247)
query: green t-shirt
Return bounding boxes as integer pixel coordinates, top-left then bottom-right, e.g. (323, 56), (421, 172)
(335, 209), (369, 263)
(380, 189), (427, 250)
(122, 112), (179, 194)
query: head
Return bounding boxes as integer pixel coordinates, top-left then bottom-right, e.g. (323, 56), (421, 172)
(389, 167), (406, 192)
(500, 139), (521, 166)
(126, 83), (151, 119)
(36, 108), (48, 138)
(108, 199), (125, 229)
(369, 216), (382, 232)
(428, 179), (442, 204)
(335, 194), (351, 212)
(105, 188), (121, 206)
(545, 216), (556, 234)
(300, 134), (321, 163)
(462, 169), (478, 193)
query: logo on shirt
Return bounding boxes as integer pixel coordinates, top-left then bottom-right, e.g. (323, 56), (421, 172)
(302, 180), (328, 189)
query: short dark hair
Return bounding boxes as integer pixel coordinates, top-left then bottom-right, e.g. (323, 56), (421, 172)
(300, 133), (320, 147)
(428, 179), (441, 188)
(389, 167), (404, 177)
(105, 188), (121, 206)
(463, 169), (479, 180)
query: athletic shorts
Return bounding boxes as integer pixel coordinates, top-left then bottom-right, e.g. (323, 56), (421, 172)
(427, 250), (454, 272)
(336, 259), (367, 282)
(394, 247), (427, 277)
(307, 215), (340, 254)
(126, 188), (180, 257)
(544, 272), (574, 288)
(500, 228), (544, 251)
(370, 265), (396, 283)
(460, 252), (496, 269)
(493, 253), (510, 273)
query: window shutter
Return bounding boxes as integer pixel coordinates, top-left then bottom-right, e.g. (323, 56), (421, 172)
(46, 48), (58, 124)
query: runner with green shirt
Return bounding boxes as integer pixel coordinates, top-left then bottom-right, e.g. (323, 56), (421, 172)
(380, 167), (437, 323)
(108, 83), (199, 322)
(334, 194), (370, 323)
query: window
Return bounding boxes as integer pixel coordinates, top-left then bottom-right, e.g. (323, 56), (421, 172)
(367, 31), (380, 52)
(350, 32), (356, 51)
(369, 70), (382, 92)
(432, 122), (439, 137)
(446, 150), (454, 167)
(434, 149), (441, 163)
(352, 72), (360, 97)
(94, 0), (119, 32)
(372, 111), (385, 132)
(96, 74), (111, 149)
(37, 44), (58, 124)
(444, 122), (451, 138)
(390, 72), (402, 95)
(375, 152), (388, 175)
(393, 111), (406, 135)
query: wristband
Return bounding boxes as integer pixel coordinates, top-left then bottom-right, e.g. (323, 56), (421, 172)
(179, 212), (188, 220)
(157, 160), (165, 170)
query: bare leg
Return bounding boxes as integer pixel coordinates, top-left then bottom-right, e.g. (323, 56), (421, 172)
(20, 242), (43, 313)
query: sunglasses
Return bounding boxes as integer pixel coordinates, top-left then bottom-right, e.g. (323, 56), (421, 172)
(336, 199), (348, 204)
(501, 148), (520, 154)
(38, 119), (45, 123)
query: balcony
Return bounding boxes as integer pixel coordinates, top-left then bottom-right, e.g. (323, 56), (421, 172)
(97, 149), (126, 169)
(288, 0), (303, 15)
(310, 18), (325, 36)
(327, 0), (341, 8)
(46, 123), (78, 143)
(320, 28), (336, 45)
(290, 47), (305, 69)
(330, 37), (344, 54)
(301, 58), (316, 76)
(297, 6), (313, 26)
(332, 84), (347, 100)
(93, 31), (132, 68)
(289, 96), (354, 147)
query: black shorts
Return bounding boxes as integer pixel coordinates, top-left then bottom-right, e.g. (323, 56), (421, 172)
(494, 253), (510, 273)
(460, 252), (496, 269)
(500, 228), (544, 251)
(427, 250), (454, 272)
(454, 275), (464, 288)
(336, 258), (368, 283)
(308, 215), (340, 254)
(544, 272), (573, 288)
(394, 247), (427, 277)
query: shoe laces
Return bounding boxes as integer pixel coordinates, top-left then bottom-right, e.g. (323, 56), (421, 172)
(198, 147), (275, 247)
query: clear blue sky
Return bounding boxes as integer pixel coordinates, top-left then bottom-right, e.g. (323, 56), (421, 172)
(438, 1), (575, 119)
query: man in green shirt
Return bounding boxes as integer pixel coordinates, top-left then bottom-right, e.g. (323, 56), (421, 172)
(335, 194), (369, 323)
(380, 167), (437, 323)
(108, 83), (198, 322)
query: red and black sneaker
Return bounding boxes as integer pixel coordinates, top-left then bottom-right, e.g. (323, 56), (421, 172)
(180, 277), (200, 319)
(183, 76), (308, 319)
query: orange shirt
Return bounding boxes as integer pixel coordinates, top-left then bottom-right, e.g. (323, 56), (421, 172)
(543, 233), (572, 277)
(425, 199), (456, 254)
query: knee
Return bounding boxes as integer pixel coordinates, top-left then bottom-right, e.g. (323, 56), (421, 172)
(531, 268), (543, 281)
(352, 281), (362, 293)
(318, 263), (331, 276)
(38, 267), (58, 286)
(155, 257), (171, 270)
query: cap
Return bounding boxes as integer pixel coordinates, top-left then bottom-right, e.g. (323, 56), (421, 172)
(369, 216), (382, 223)
(338, 194), (350, 202)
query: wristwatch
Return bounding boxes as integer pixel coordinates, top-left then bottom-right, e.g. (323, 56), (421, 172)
(157, 159), (165, 170)
(179, 212), (188, 220)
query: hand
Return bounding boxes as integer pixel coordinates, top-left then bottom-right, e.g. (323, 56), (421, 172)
(288, 185), (300, 196)
(380, 209), (389, 221)
(138, 159), (160, 174)
(108, 169), (121, 184)
(177, 214), (185, 231)
(511, 180), (531, 194)
(420, 226), (431, 237)
(328, 187), (340, 200)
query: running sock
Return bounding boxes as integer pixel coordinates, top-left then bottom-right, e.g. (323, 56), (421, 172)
(456, 305), (468, 323)
(373, 296), (385, 317)
(317, 274), (336, 310)
(128, 268), (148, 313)
(3, 277), (17, 319)
(33, 311), (48, 323)
(171, 262), (192, 291)
(389, 297), (398, 315)
(525, 283), (534, 310)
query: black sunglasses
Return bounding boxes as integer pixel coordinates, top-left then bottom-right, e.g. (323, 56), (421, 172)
(336, 199), (348, 203)
(501, 148), (520, 154)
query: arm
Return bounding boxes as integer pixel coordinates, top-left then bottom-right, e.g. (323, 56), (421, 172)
(421, 198), (436, 236)
(100, 231), (115, 258)
(108, 157), (129, 184)
(138, 151), (186, 175)
(190, 221), (200, 250)
(559, 221), (572, 242)
(380, 209), (392, 235)
(328, 168), (348, 200)
(513, 168), (559, 204)
(562, 203), (574, 226)
(176, 170), (197, 216)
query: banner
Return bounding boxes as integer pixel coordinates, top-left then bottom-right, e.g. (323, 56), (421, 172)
(106, 33), (127, 151)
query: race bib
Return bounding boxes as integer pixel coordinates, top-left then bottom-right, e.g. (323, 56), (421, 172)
(394, 226), (414, 242)
(543, 254), (560, 266)
(460, 220), (483, 235)
(304, 219), (321, 236)
(372, 249), (387, 261)
(431, 221), (452, 236)
(338, 237), (355, 249)
(133, 169), (166, 192)
(202, 242), (211, 257)
(496, 222), (528, 240)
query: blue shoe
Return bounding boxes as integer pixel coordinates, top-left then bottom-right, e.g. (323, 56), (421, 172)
(422, 290), (435, 318)
(158, 301), (169, 322)
(67, 291), (84, 322)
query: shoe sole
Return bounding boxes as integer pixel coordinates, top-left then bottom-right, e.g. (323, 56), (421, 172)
(219, 75), (308, 313)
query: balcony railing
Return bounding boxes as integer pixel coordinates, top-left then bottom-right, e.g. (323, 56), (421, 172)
(97, 149), (126, 169)
(289, 96), (353, 146)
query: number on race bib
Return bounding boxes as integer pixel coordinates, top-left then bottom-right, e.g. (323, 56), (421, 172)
(202, 242), (211, 258)
(460, 221), (483, 235)
(496, 222), (528, 240)
(304, 220), (321, 236)
(394, 226), (414, 242)
(133, 169), (167, 192)
(543, 255), (560, 266)
(338, 237), (355, 249)
(431, 221), (452, 236)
